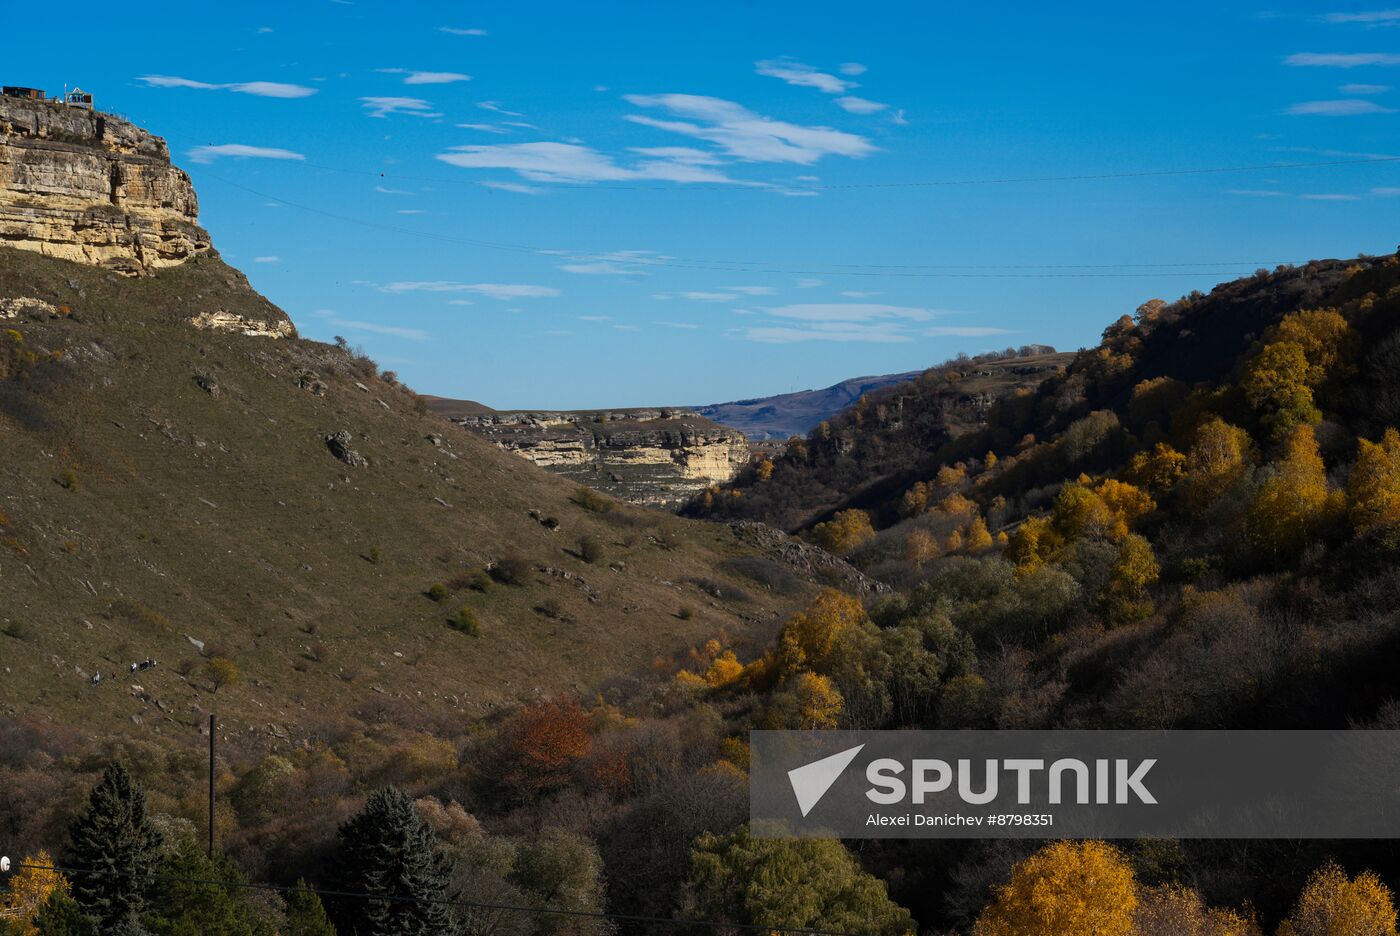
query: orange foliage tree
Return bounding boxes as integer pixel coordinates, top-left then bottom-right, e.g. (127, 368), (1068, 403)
(1247, 424), (1333, 556)
(810, 509), (876, 557)
(1349, 427), (1400, 533)
(501, 697), (593, 793)
(1277, 863), (1398, 936)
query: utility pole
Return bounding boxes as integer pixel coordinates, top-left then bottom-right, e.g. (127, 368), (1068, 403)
(208, 712), (216, 858)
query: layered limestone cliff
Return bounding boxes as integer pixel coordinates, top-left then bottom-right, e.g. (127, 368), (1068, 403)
(457, 410), (750, 509)
(0, 95), (210, 275)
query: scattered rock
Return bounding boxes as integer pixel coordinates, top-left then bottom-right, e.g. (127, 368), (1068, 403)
(325, 431), (368, 467)
(297, 372), (327, 396)
(193, 373), (219, 397)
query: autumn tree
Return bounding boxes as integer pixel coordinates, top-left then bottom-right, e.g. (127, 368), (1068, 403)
(2, 851), (68, 936)
(60, 764), (162, 931)
(500, 697), (593, 793)
(966, 517), (994, 551)
(1125, 442), (1187, 493)
(898, 482), (929, 518)
(688, 826), (914, 936)
(1135, 884), (1260, 936)
(1181, 418), (1255, 510)
(1277, 863), (1398, 936)
(1349, 428), (1400, 532)
(764, 672), (844, 729)
(973, 841), (1137, 936)
(1005, 516), (1064, 572)
(1247, 423), (1333, 556)
(1243, 308), (1357, 439)
(773, 589), (868, 679)
(810, 509), (875, 556)
(904, 528), (939, 566)
(205, 657), (241, 694)
(1104, 533), (1161, 623)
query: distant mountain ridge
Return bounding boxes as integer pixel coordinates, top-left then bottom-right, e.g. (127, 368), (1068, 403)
(696, 371), (926, 440)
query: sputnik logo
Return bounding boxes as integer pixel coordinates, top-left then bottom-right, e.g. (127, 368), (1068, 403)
(787, 744), (865, 817)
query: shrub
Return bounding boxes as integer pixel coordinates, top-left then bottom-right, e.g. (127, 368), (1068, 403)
(425, 583), (449, 602)
(57, 470), (78, 491)
(677, 605), (695, 620)
(490, 555), (532, 586)
(578, 535), (605, 564)
(571, 486), (613, 514)
(449, 607), (479, 636)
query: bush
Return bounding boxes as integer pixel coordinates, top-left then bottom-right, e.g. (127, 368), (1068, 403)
(425, 583), (450, 602)
(677, 605), (695, 620)
(578, 535), (605, 564)
(571, 486), (614, 514)
(449, 607), (479, 636)
(491, 555), (532, 586)
(57, 470), (78, 491)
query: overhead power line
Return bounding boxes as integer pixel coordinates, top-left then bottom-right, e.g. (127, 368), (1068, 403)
(206, 174), (1316, 280)
(15, 862), (873, 936)
(295, 153), (1400, 192)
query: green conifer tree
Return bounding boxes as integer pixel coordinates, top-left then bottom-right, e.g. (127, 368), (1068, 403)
(32, 891), (98, 936)
(284, 880), (337, 936)
(60, 765), (161, 930)
(331, 787), (455, 935)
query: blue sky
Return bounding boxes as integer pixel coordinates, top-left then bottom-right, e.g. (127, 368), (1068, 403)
(9, 2), (1400, 407)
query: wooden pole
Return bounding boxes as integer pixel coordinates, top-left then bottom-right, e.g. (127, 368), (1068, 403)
(208, 712), (216, 858)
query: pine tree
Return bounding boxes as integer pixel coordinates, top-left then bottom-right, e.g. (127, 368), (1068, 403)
(60, 764), (161, 930)
(31, 892), (97, 936)
(284, 880), (336, 936)
(331, 787), (456, 936)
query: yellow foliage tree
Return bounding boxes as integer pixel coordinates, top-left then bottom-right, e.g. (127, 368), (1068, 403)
(973, 841), (1138, 936)
(966, 516), (994, 551)
(898, 481), (930, 518)
(790, 672), (844, 729)
(935, 464), (967, 488)
(1278, 863), (1398, 936)
(945, 529), (965, 553)
(1104, 533), (1160, 623)
(904, 528), (939, 566)
(1, 850), (68, 936)
(1181, 418), (1255, 510)
(1053, 479), (1155, 543)
(1273, 308), (1358, 384)
(1349, 428), (1400, 533)
(704, 651), (744, 688)
(983, 451), (999, 470)
(1005, 516), (1064, 571)
(935, 493), (978, 516)
(1243, 340), (1319, 439)
(1247, 424), (1332, 556)
(754, 458), (775, 482)
(1126, 442), (1187, 492)
(811, 509), (876, 557)
(774, 589), (868, 679)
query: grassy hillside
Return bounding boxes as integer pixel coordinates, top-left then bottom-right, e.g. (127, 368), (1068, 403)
(0, 247), (823, 753)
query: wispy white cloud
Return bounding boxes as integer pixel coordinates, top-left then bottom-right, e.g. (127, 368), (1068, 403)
(1285, 52), (1400, 66)
(1228, 188), (1289, 197)
(372, 281), (559, 298)
(1288, 98), (1395, 114)
(378, 68), (471, 85)
(479, 180), (544, 194)
(654, 321), (701, 329)
(740, 322), (912, 344)
(439, 26), (487, 35)
(723, 285), (778, 295)
(457, 122), (510, 133)
(1374, 186), (1400, 195)
(755, 58), (855, 94)
(375, 185), (413, 195)
(560, 261), (647, 275)
(396, 209), (426, 215)
(187, 143), (306, 163)
(839, 62), (868, 76)
(836, 96), (889, 114)
(478, 100), (524, 116)
(1300, 192), (1361, 200)
(840, 290), (882, 298)
(1341, 82), (1393, 92)
(682, 291), (739, 302)
(624, 94), (876, 164)
(923, 326), (1011, 337)
(138, 75), (317, 98)
(795, 278), (824, 288)
(578, 315), (613, 321)
(361, 96), (442, 118)
(767, 303), (939, 322)
(325, 317), (429, 342)
(437, 141), (745, 184)
(1322, 9), (1400, 23)
(253, 256), (280, 263)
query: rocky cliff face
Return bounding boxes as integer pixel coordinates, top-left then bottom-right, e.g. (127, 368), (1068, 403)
(456, 409), (750, 509)
(0, 96), (210, 275)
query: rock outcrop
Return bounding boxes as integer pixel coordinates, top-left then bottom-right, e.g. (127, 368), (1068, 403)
(0, 95), (210, 275)
(456, 409), (750, 509)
